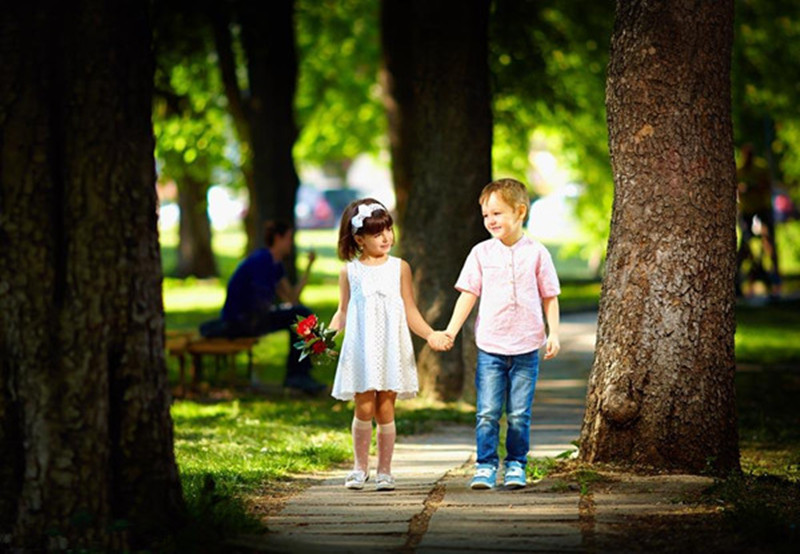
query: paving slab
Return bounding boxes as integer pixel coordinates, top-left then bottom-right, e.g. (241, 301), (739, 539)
(416, 532), (586, 552)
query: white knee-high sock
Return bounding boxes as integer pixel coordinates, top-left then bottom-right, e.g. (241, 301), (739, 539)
(376, 421), (396, 475)
(351, 417), (373, 473)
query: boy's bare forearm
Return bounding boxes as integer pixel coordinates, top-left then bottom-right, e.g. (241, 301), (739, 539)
(445, 292), (477, 337)
(542, 296), (560, 337)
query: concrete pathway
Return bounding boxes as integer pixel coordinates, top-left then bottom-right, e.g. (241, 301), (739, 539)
(238, 312), (715, 552)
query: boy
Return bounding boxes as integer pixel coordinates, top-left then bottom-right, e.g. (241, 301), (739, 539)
(446, 178), (561, 489)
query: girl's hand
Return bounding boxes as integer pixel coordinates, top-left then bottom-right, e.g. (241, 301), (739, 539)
(544, 335), (560, 360)
(427, 331), (453, 352)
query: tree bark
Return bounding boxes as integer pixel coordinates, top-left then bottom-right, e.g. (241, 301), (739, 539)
(381, 0), (492, 400)
(0, 1), (185, 549)
(177, 171), (217, 278)
(579, 0), (739, 474)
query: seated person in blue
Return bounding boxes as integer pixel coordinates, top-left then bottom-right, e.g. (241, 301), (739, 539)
(202, 220), (324, 394)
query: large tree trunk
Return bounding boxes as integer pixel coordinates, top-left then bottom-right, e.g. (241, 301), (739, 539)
(0, 1), (185, 549)
(177, 172), (217, 278)
(381, 0), (492, 400)
(579, 0), (739, 474)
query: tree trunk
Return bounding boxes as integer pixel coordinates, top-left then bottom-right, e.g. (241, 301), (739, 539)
(177, 172), (218, 278)
(209, 4), (258, 255)
(212, 0), (300, 273)
(579, 0), (739, 474)
(0, 1), (185, 549)
(381, 0), (492, 400)
(239, 0), (301, 277)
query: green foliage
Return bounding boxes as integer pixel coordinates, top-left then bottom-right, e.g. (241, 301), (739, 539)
(527, 456), (560, 481)
(490, 0), (614, 254)
(733, 0), (800, 201)
(489, 0), (800, 259)
(153, 9), (239, 189)
(294, 0), (385, 169)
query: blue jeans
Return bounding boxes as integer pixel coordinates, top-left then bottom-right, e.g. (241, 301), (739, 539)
(230, 304), (314, 382)
(475, 348), (540, 467)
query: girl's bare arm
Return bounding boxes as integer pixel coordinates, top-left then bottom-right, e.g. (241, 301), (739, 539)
(329, 267), (350, 332)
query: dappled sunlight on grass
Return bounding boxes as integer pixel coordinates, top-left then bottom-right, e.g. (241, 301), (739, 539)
(163, 278), (227, 313)
(173, 398), (352, 490)
(735, 299), (800, 365)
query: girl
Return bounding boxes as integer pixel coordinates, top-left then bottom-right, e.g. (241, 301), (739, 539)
(329, 198), (451, 490)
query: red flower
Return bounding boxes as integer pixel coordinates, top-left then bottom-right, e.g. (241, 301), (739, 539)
(311, 341), (327, 355)
(296, 314), (317, 337)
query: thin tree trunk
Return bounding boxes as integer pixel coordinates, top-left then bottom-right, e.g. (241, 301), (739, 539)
(239, 0), (301, 278)
(212, 0), (300, 273)
(381, 0), (492, 400)
(0, 1), (185, 549)
(210, 5), (259, 254)
(579, 0), (739, 474)
(177, 172), (217, 278)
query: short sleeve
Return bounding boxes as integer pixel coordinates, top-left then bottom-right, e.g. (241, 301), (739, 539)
(536, 246), (561, 298)
(454, 246), (482, 296)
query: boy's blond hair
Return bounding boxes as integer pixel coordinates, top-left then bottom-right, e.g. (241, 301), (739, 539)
(479, 178), (530, 224)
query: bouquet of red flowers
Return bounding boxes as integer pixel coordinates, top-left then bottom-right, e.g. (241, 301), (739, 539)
(292, 314), (339, 366)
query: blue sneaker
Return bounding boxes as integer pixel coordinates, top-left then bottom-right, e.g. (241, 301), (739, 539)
(503, 461), (527, 489)
(470, 464), (497, 490)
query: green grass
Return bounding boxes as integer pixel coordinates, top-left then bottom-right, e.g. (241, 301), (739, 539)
(170, 396), (352, 548)
(735, 298), (800, 366)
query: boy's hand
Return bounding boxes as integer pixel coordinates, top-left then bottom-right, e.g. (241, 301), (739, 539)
(427, 331), (454, 352)
(544, 335), (560, 360)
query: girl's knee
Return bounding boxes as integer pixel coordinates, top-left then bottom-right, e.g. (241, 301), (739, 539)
(354, 391), (377, 420)
(374, 391), (397, 424)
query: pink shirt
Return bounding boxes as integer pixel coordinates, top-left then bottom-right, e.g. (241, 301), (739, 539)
(454, 235), (561, 355)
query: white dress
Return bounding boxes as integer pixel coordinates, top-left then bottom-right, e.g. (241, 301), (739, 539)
(331, 256), (419, 400)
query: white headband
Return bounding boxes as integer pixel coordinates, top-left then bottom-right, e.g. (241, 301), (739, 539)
(351, 203), (385, 232)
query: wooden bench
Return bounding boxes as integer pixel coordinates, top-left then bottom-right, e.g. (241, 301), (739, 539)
(165, 331), (194, 395)
(166, 331), (259, 394)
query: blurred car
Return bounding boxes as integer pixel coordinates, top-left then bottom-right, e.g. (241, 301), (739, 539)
(295, 184), (362, 229)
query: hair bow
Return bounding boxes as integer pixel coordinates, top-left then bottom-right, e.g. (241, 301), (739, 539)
(351, 203), (385, 232)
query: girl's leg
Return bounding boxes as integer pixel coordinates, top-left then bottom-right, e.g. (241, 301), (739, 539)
(375, 391), (397, 475)
(352, 391), (376, 472)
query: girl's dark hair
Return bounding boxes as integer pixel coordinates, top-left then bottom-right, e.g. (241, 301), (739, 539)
(264, 220), (293, 247)
(337, 198), (393, 260)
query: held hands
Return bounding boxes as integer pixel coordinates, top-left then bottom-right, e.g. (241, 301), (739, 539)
(544, 335), (560, 360)
(427, 331), (454, 352)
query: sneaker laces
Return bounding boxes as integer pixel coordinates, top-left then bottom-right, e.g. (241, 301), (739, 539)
(474, 467), (494, 478)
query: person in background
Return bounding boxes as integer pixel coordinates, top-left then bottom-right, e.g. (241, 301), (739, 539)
(201, 220), (324, 395)
(736, 143), (781, 298)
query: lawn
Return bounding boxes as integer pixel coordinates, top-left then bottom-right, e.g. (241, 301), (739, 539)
(161, 224), (800, 546)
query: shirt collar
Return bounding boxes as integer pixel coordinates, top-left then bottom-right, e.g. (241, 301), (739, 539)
(492, 234), (531, 251)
